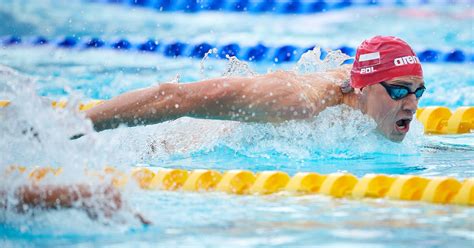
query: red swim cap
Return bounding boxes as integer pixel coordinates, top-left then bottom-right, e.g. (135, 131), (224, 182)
(350, 36), (423, 89)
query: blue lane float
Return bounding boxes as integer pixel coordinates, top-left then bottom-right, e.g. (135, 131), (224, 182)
(246, 44), (268, 61)
(139, 39), (160, 52)
(1, 35), (471, 64)
(85, 37), (106, 48)
(34, 36), (49, 45)
(4, 36), (21, 45)
(89, 0), (470, 14)
(112, 39), (132, 50)
(57, 36), (78, 48)
(191, 42), (213, 58)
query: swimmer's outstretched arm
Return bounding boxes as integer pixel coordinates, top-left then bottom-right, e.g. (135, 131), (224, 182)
(0, 184), (150, 224)
(86, 68), (349, 132)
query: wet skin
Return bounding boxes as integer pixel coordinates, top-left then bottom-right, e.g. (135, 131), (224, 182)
(84, 67), (349, 132)
(0, 183), (151, 225)
(344, 76), (425, 142)
(84, 67), (424, 143)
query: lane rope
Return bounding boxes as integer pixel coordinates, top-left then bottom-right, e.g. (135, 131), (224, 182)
(4, 165), (473, 206)
(88, 0), (473, 14)
(1, 36), (471, 63)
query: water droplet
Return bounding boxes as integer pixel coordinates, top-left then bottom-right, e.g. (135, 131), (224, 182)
(222, 56), (256, 77)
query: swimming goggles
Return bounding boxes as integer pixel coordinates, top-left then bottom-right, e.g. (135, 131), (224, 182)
(380, 82), (426, 100)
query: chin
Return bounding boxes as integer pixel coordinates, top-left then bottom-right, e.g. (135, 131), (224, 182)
(388, 133), (406, 143)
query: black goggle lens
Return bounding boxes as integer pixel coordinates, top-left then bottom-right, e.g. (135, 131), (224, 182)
(381, 82), (425, 100)
(414, 87), (425, 99)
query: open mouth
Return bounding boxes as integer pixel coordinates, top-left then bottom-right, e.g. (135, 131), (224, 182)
(395, 118), (412, 133)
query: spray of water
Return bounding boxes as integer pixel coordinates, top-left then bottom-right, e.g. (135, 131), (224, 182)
(294, 46), (351, 74)
(199, 48), (218, 79)
(222, 55), (257, 77)
(220, 105), (424, 160)
(0, 64), (145, 169)
(0, 64), (147, 229)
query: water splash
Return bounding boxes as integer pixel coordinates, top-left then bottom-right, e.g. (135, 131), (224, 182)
(294, 46), (351, 74)
(200, 48), (256, 79)
(199, 48), (218, 79)
(135, 106), (426, 163)
(0, 65), (149, 229)
(170, 73), (180, 83)
(139, 118), (239, 162)
(221, 55), (257, 77)
(219, 105), (424, 160)
(1, 65), (94, 169)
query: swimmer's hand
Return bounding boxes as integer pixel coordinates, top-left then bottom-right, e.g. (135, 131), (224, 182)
(70, 133), (85, 140)
(20, 124), (84, 141)
(134, 212), (152, 225)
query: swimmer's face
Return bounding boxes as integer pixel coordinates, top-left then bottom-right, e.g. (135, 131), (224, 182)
(361, 76), (425, 142)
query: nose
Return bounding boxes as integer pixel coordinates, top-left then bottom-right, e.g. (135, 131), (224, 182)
(402, 94), (418, 115)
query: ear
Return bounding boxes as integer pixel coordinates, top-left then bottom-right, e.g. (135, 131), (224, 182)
(360, 84), (377, 95)
(340, 80), (354, 94)
(356, 90), (368, 114)
(354, 87), (364, 94)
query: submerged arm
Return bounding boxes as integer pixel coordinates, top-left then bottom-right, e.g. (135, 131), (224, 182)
(1, 184), (150, 224)
(14, 184), (120, 209)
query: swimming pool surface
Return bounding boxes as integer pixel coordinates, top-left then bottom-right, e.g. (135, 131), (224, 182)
(1, 0), (473, 247)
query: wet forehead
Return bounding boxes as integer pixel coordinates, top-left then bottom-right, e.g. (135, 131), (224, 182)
(386, 76), (425, 88)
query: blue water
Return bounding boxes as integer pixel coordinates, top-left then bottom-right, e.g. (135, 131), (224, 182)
(1, 0), (474, 247)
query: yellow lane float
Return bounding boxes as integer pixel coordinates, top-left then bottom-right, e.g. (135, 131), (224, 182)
(149, 168), (188, 190)
(29, 167), (63, 181)
(131, 167), (156, 189)
(386, 175), (430, 201)
(0, 100), (10, 107)
(216, 170), (256, 194)
(0, 99), (104, 111)
(4, 166), (472, 206)
(182, 169), (222, 191)
(352, 174), (396, 199)
(452, 179), (474, 205)
(319, 173), (358, 198)
(250, 171), (290, 194)
(416, 106), (474, 134)
(421, 177), (462, 204)
(285, 172), (327, 194)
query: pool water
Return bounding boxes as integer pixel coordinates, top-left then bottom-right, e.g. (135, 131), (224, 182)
(1, 0), (474, 247)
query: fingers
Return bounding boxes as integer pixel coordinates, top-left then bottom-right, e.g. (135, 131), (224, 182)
(69, 133), (85, 140)
(135, 212), (152, 225)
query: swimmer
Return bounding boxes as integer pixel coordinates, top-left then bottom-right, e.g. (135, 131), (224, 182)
(5, 36), (424, 222)
(85, 35), (425, 142)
